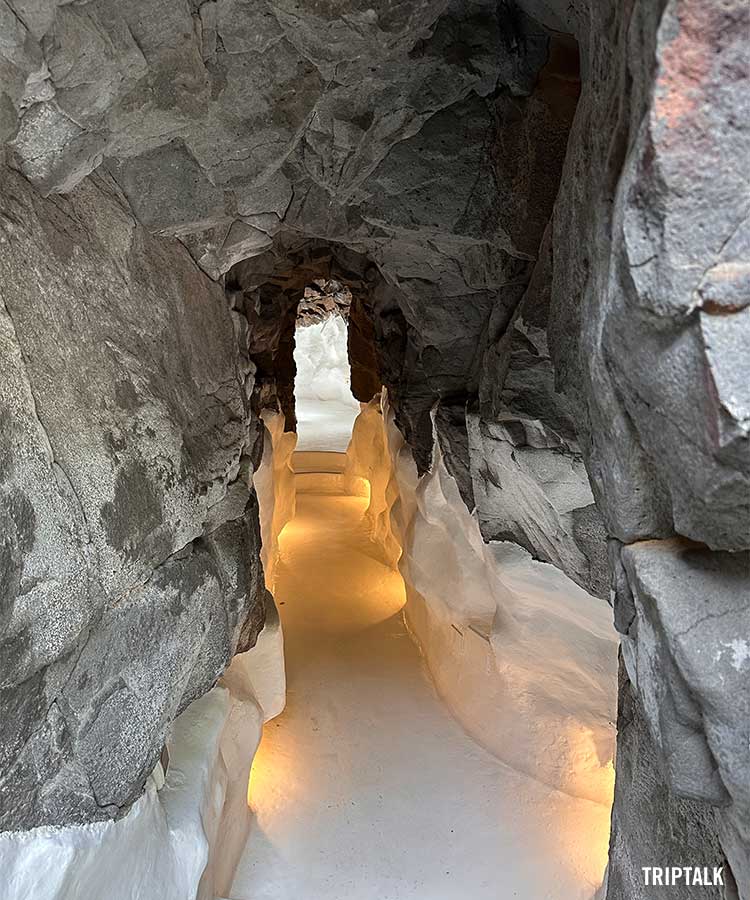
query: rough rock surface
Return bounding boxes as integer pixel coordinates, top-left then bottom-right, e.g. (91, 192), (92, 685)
(1, 0), (557, 448)
(0, 165), (267, 829)
(606, 658), (727, 900)
(533, 0), (750, 893)
(467, 412), (608, 599)
(0, 0), (748, 893)
(614, 539), (750, 892)
(296, 280), (351, 326)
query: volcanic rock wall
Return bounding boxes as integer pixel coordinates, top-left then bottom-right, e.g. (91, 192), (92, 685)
(0, 165), (268, 829)
(537, 1), (750, 894)
(0, 0), (748, 894)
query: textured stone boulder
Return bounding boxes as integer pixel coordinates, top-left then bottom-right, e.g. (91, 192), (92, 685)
(467, 413), (608, 599)
(0, 1), (748, 894)
(613, 539), (750, 892)
(606, 658), (727, 900)
(0, 0), (555, 448)
(0, 165), (267, 828)
(535, 0), (750, 893)
(296, 280), (351, 326)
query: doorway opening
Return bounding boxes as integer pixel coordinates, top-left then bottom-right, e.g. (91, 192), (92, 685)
(293, 280), (360, 453)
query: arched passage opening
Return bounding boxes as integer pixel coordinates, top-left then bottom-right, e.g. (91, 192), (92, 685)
(211, 221), (620, 897)
(293, 280), (359, 452)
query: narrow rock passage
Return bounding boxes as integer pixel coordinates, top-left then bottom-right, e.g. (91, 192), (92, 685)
(230, 469), (608, 900)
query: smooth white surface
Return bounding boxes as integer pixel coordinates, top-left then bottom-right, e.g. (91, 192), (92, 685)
(346, 397), (618, 812)
(253, 409), (297, 591)
(3, 393), (616, 900)
(0, 780), (179, 900)
(293, 317), (360, 452)
(230, 472), (611, 900)
(205, 632), (288, 900)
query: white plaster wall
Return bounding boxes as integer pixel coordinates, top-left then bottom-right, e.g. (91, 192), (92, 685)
(253, 409), (297, 591)
(345, 394), (619, 809)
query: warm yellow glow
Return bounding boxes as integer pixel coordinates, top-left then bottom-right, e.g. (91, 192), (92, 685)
(246, 732), (277, 808)
(347, 475), (371, 501)
(275, 491), (406, 635)
(244, 454), (615, 896)
(402, 584), (616, 892)
(574, 760), (615, 888)
(246, 718), (310, 815)
(247, 479), (408, 812)
(513, 756), (614, 891)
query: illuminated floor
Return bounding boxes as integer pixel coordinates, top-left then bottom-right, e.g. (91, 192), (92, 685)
(229, 477), (608, 900)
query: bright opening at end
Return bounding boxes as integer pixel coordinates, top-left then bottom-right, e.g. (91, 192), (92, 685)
(293, 314), (360, 452)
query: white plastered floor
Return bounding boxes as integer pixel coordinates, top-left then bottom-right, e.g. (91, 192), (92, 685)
(229, 476), (608, 900)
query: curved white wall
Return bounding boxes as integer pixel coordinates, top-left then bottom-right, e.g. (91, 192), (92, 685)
(254, 410), (297, 591)
(345, 394), (619, 887)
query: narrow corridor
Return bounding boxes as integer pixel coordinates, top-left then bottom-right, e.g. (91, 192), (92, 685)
(230, 466), (608, 900)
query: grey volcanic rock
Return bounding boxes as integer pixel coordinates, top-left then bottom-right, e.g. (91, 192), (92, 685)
(2, 0), (567, 477)
(468, 413), (608, 598)
(469, 223), (611, 600)
(348, 290), (382, 403)
(546, 0), (750, 550)
(434, 402), (474, 510)
(606, 659), (727, 900)
(536, 0), (749, 891)
(0, 165), (267, 828)
(614, 538), (750, 890)
(107, 140), (231, 235)
(0, 2), (747, 893)
(296, 281), (352, 326)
